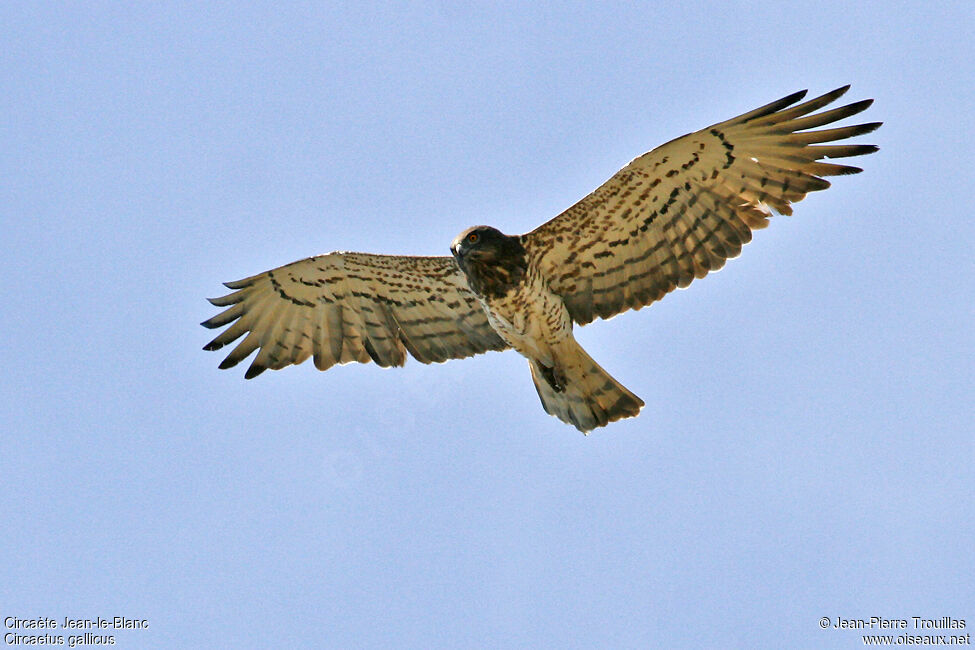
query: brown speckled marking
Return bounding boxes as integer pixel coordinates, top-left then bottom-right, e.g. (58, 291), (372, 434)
(204, 86), (879, 433)
(524, 85), (879, 326)
(203, 253), (509, 378)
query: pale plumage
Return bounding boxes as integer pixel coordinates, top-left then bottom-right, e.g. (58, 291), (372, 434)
(202, 253), (506, 378)
(526, 85), (880, 325)
(203, 86), (880, 433)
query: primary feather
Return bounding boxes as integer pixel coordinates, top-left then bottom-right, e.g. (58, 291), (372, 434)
(203, 86), (880, 432)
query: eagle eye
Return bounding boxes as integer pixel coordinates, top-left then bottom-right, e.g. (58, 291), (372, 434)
(467, 232), (480, 244)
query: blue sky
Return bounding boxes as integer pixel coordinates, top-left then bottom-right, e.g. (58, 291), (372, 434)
(2, 2), (972, 648)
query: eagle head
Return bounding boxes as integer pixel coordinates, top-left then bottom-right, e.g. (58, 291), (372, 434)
(450, 225), (527, 299)
(451, 226), (507, 262)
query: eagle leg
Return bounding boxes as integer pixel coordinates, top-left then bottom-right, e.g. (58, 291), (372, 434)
(537, 362), (566, 393)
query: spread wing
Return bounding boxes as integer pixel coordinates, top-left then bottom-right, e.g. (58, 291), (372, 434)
(202, 253), (508, 378)
(525, 85), (881, 325)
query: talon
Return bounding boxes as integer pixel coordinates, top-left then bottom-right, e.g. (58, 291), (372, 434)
(539, 364), (565, 393)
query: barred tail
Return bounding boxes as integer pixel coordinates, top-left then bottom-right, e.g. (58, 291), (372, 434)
(529, 339), (644, 433)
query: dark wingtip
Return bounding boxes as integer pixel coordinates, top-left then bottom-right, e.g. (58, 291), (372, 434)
(809, 177), (832, 191)
(218, 357), (239, 370)
(223, 277), (254, 290)
(759, 89), (807, 116)
(859, 122), (883, 136)
(203, 340), (224, 351)
(244, 364), (266, 379)
(843, 98), (874, 117)
(783, 89), (809, 105)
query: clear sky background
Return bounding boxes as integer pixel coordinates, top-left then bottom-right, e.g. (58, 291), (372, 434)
(2, 2), (972, 648)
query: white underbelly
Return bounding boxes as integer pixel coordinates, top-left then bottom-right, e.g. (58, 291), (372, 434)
(481, 277), (572, 364)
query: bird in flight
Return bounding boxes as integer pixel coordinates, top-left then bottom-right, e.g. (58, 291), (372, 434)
(203, 86), (880, 433)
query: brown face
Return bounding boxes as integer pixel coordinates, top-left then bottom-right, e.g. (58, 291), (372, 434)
(450, 226), (506, 267)
(450, 225), (528, 299)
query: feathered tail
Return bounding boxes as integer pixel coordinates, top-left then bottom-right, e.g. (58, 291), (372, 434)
(529, 339), (644, 433)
